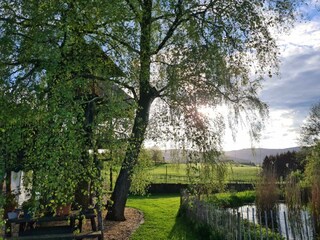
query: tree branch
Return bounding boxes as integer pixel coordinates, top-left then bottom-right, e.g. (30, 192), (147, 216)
(125, 0), (141, 20)
(153, 0), (185, 55)
(106, 33), (140, 54)
(151, 13), (176, 22)
(11, 64), (39, 92)
(158, 84), (170, 96)
(80, 73), (138, 101)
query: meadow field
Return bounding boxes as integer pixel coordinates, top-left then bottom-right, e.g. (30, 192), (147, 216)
(104, 162), (261, 190)
(149, 163), (260, 183)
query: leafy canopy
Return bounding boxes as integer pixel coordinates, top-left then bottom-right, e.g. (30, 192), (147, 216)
(300, 102), (320, 146)
(0, 0), (305, 219)
(0, 0), (133, 209)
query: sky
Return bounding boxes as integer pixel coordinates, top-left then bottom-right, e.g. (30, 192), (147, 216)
(145, 3), (320, 151)
(223, 4), (320, 151)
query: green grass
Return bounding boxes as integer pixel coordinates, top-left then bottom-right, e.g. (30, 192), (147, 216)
(228, 164), (260, 182)
(149, 163), (260, 183)
(127, 194), (198, 240)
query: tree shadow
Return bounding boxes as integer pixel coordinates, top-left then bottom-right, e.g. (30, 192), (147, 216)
(168, 214), (196, 239)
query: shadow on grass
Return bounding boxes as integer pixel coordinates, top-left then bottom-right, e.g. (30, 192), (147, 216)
(168, 214), (199, 240)
(168, 210), (225, 240)
(168, 204), (221, 240)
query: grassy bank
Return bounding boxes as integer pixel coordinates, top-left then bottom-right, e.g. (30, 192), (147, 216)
(206, 190), (256, 208)
(127, 194), (198, 240)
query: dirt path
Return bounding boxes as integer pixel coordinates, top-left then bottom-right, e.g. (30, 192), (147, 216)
(83, 208), (144, 240)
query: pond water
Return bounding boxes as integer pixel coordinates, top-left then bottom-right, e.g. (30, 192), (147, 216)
(233, 203), (314, 240)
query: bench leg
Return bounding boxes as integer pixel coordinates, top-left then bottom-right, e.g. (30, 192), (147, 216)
(78, 218), (83, 232)
(90, 217), (97, 231)
(19, 222), (25, 235)
(5, 221), (12, 237)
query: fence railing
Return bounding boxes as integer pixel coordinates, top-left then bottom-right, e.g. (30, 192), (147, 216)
(151, 174), (255, 184)
(180, 191), (315, 240)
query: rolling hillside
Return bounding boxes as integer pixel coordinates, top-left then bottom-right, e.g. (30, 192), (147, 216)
(161, 147), (300, 165)
(224, 147), (300, 165)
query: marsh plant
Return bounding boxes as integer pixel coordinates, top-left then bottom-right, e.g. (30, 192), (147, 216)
(285, 171), (306, 239)
(285, 171), (303, 211)
(256, 170), (279, 213)
(255, 169), (279, 227)
(304, 142), (320, 234)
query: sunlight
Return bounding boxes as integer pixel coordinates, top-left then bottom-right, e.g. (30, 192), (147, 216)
(197, 104), (252, 150)
(197, 104), (228, 118)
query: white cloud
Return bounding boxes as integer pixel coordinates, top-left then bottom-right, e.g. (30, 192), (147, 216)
(259, 110), (299, 148)
(249, 13), (320, 151)
(277, 18), (320, 57)
(223, 109), (300, 150)
(223, 18), (320, 150)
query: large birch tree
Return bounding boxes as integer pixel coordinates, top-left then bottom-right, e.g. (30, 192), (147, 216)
(0, 0), (303, 221)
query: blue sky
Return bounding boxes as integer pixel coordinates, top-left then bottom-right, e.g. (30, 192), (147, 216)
(223, 4), (320, 150)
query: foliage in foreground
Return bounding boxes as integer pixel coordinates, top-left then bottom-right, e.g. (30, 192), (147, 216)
(300, 101), (320, 146)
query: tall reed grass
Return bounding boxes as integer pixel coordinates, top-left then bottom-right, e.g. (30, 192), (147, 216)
(255, 170), (279, 213)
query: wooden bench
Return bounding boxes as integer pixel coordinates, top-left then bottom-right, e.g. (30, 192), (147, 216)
(5, 210), (102, 240)
(4, 230), (102, 239)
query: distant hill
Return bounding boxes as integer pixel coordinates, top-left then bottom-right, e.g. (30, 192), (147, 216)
(160, 147), (300, 165)
(223, 147), (300, 165)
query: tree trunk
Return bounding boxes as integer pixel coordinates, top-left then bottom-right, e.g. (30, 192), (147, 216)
(107, 0), (154, 221)
(107, 95), (154, 220)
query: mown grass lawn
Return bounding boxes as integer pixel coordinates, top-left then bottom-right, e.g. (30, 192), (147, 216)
(127, 194), (197, 240)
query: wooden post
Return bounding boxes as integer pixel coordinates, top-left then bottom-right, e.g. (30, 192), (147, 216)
(277, 209), (282, 237)
(252, 208), (257, 240)
(247, 208), (251, 240)
(264, 211), (269, 240)
(284, 211), (289, 240)
(305, 211), (309, 239)
(237, 212), (241, 240)
(270, 209), (274, 235)
(312, 213), (317, 239)
(259, 211), (262, 240)
(242, 212), (245, 239)
(165, 165), (168, 183)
